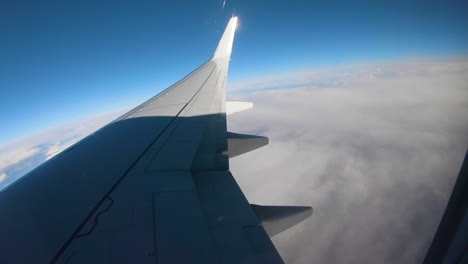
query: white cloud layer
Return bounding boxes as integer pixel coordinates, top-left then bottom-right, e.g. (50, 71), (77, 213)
(0, 57), (467, 263)
(227, 58), (468, 263)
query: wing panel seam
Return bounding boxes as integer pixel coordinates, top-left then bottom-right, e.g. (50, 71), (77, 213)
(50, 63), (217, 264)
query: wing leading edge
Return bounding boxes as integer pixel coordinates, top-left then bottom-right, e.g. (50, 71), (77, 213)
(0, 17), (311, 263)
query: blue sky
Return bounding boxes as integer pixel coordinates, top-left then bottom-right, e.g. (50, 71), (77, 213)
(1, 0), (467, 144)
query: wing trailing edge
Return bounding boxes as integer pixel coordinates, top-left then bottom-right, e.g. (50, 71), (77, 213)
(251, 205), (313, 237)
(224, 132), (269, 158)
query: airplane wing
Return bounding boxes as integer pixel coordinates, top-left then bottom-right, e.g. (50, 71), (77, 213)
(424, 150), (468, 263)
(0, 17), (311, 263)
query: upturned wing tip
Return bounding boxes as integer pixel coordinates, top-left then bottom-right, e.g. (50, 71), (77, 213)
(213, 17), (238, 60)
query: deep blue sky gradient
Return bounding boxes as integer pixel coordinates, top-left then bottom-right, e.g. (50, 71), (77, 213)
(1, 0), (467, 143)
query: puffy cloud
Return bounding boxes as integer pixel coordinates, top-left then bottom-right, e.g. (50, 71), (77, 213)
(45, 140), (79, 160)
(0, 147), (40, 171)
(0, 109), (126, 189)
(0, 173), (6, 183)
(227, 58), (468, 263)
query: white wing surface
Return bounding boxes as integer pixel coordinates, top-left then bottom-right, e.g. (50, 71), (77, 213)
(0, 17), (311, 264)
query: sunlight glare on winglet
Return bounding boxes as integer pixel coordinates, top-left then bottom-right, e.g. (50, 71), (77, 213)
(213, 16), (238, 60)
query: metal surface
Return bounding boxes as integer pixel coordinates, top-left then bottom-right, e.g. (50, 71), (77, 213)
(225, 132), (269, 158)
(251, 205), (313, 237)
(424, 150), (468, 264)
(0, 17), (310, 263)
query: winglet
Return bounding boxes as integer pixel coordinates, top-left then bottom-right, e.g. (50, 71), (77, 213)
(213, 17), (238, 60)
